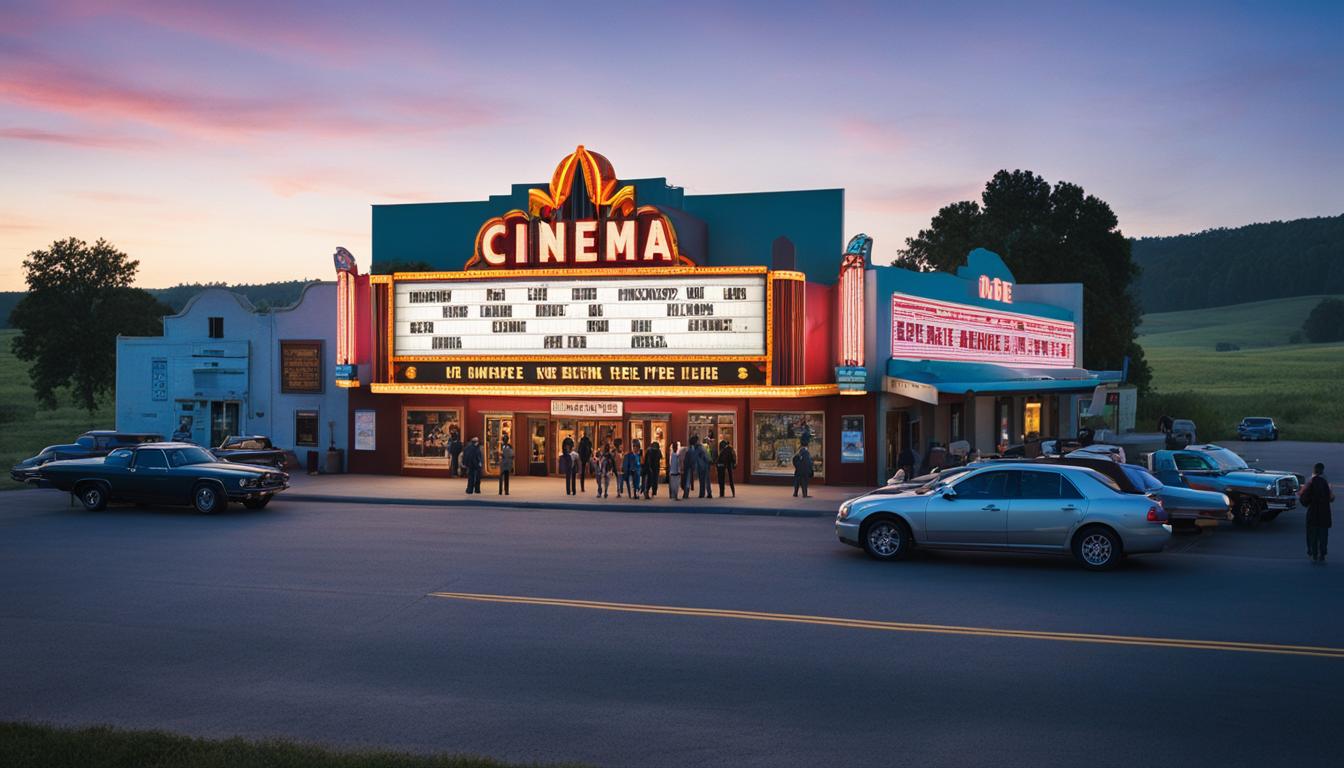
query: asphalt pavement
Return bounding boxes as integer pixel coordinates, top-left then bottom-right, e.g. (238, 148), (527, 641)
(1, 481), (1341, 767)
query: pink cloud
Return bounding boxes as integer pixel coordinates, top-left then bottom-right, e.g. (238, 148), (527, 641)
(0, 126), (154, 149)
(261, 168), (434, 202)
(0, 52), (499, 142)
(852, 183), (982, 215)
(837, 117), (907, 155)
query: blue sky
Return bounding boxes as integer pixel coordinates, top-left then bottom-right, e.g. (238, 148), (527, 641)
(1, 0), (1340, 289)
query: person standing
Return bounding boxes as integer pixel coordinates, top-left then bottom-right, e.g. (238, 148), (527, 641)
(643, 440), (662, 499)
(666, 441), (681, 501)
(688, 435), (712, 499)
(447, 427), (463, 477)
(716, 439), (737, 498)
(577, 432), (593, 493)
(792, 443), (813, 498)
(462, 436), (483, 494)
(594, 447), (613, 498)
(622, 440), (643, 500)
(1300, 462), (1334, 563)
(559, 445), (575, 496)
(612, 438), (626, 497)
(496, 433), (514, 495)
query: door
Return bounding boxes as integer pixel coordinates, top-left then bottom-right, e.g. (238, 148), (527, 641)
(627, 419), (646, 449)
(1008, 470), (1086, 549)
(209, 401), (240, 448)
(127, 447), (171, 502)
(926, 470), (1015, 546)
(526, 417), (548, 476)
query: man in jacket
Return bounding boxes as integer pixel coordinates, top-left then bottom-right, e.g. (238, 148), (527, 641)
(643, 441), (663, 499)
(1300, 462), (1334, 563)
(622, 440), (642, 499)
(497, 434), (514, 496)
(559, 446), (575, 496)
(577, 432), (593, 492)
(462, 436), (483, 494)
(792, 444), (813, 498)
(716, 439), (737, 498)
(689, 435), (712, 499)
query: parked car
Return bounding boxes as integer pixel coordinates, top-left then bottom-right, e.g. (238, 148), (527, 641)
(211, 435), (288, 469)
(1104, 460), (1231, 528)
(1170, 419), (1197, 446)
(1067, 444), (1127, 463)
(1237, 417), (1279, 441)
(1144, 444), (1298, 526)
(9, 431), (164, 484)
(35, 442), (289, 514)
(836, 463), (1170, 570)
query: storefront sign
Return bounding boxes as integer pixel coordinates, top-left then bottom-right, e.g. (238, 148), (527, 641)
(393, 274), (766, 358)
(151, 358), (167, 401)
(280, 340), (323, 393)
(978, 275), (1013, 303)
(394, 360), (767, 386)
(890, 293), (1075, 368)
(354, 409), (377, 451)
(883, 377), (940, 405)
(334, 363), (358, 382)
(550, 400), (623, 417)
(841, 415), (865, 463)
(835, 365), (867, 393)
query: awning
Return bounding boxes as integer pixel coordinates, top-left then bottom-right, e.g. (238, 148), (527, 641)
(884, 359), (1121, 404)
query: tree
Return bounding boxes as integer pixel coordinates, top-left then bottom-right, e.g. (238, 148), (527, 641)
(10, 238), (173, 412)
(896, 170), (1152, 392)
(1302, 297), (1344, 343)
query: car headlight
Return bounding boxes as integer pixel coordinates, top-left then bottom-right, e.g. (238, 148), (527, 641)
(1221, 494), (1232, 508)
(838, 500), (854, 520)
(239, 477), (258, 488)
(1265, 483), (1275, 492)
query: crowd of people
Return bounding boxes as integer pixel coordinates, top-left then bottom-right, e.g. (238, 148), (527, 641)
(432, 425), (822, 500)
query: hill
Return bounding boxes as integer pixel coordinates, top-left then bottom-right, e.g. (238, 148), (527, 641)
(0, 279), (317, 328)
(1137, 295), (1344, 442)
(1132, 214), (1344, 313)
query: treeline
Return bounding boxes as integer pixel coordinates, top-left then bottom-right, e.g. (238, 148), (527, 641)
(1, 279), (318, 328)
(1132, 214), (1344, 313)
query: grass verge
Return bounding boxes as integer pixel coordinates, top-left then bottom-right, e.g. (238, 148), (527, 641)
(0, 722), (588, 768)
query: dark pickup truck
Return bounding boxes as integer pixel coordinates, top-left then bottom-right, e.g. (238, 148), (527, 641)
(211, 435), (289, 469)
(1145, 445), (1299, 527)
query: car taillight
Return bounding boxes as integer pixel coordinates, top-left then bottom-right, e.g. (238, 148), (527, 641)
(1146, 506), (1167, 523)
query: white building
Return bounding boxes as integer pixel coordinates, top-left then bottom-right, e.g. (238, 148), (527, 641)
(116, 283), (347, 458)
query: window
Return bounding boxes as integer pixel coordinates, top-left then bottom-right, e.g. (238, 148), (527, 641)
(280, 340), (323, 393)
(484, 414), (514, 475)
(134, 449), (168, 469)
(1060, 476), (1084, 499)
(1174, 453), (1214, 471)
(105, 449), (133, 467)
(403, 408), (461, 468)
(294, 410), (320, 447)
(948, 403), (964, 443)
(751, 411), (823, 477)
(208, 316), (224, 338)
(689, 412), (736, 465)
(1018, 470), (1065, 499)
(165, 447), (214, 467)
(951, 470), (1016, 500)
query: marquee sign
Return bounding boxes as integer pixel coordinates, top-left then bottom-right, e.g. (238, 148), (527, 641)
(392, 360), (768, 386)
(890, 292), (1075, 368)
(393, 272), (767, 358)
(468, 146), (690, 269)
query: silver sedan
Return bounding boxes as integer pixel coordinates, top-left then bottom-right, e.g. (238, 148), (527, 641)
(836, 463), (1171, 570)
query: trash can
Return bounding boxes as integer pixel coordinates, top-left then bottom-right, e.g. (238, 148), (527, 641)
(325, 448), (344, 474)
(306, 450), (320, 475)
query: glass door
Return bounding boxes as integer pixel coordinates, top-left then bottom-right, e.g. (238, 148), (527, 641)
(553, 418), (577, 474)
(528, 416), (549, 476)
(483, 414), (514, 476)
(209, 401), (240, 447)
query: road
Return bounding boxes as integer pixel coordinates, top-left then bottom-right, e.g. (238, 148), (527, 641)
(1, 484), (1342, 767)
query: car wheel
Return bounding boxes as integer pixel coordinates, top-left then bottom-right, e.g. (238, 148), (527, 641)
(1232, 496), (1263, 528)
(1072, 525), (1122, 571)
(862, 517), (912, 561)
(77, 483), (108, 512)
(192, 482), (227, 515)
(243, 496), (271, 510)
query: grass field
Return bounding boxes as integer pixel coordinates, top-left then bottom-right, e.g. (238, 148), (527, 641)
(0, 722), (584, 768)
(0, 329), (114, 490)
(1138, 295), (1344, 442)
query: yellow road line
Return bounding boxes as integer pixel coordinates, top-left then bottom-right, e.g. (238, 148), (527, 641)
(428, 592), (1344, 659)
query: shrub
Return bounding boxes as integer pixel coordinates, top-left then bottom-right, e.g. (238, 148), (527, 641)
(1302, 297), (1344, 342)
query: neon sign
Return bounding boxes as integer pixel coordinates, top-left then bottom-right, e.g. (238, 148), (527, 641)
(978, 275), (1013, 304)
(890, 293), (1075, 368)
(468, 146), (690, 269)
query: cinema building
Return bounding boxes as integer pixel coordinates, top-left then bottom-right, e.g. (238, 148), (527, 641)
(335, 146), (876, 485)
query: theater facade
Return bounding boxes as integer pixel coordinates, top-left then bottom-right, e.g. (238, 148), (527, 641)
(336, 146), (876, 485)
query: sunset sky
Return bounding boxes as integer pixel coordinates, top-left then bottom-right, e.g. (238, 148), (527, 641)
(1, 0), (1340, 291)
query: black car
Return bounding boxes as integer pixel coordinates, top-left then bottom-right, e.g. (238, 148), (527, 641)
(35, 442), (289, 514)
(10, 430), (163, 484)
(211, 435), (289, 469)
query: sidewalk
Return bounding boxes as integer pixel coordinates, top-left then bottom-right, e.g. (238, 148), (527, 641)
(284, 472), (859, 517)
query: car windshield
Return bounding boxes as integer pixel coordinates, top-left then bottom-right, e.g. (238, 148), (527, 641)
(163, 446), (216, 467)
(1204, 448), (1249, 471)
(918, 467), (971, 493)
(1120, 464), (1163, 492)
(1243, 418), (1272, 426)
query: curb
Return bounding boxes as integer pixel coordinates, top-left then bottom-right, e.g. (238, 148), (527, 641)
(281, 493), (834, 518)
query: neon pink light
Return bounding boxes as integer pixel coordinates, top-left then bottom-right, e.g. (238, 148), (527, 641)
(889, 292), (1074, 368)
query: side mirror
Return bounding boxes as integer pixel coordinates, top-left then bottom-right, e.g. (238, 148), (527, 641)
(941, 488), (958, 500)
